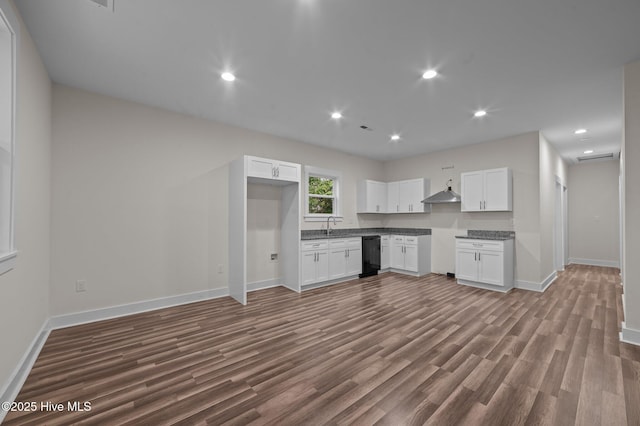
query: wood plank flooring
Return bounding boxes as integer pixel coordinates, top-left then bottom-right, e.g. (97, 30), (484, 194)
(4, 264), (640, 425)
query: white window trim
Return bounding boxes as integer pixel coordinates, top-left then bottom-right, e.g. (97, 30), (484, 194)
(0, 0), (19, 276)
(304, 165), (343, 222)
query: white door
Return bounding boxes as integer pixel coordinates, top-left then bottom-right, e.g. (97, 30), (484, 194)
(484, 169), (509, 210)
(461, 171), (484, 212)
(478, 250), (504, 285)
(301, 251), (318, 285)
(329, 248), (347, 280)
(276, 161), (300, 182)
(346, 248), (362, 276)
(316, 251), (329, 282)
(406, 179), (424, 213)
(371, 181), (387, 213)
(455, 249), (478, 281)
(247, 157), (275, 179)
(398, 180), (413, 212)
(404, 245), (418, 272)
(391, 240), (405, 269)
(381, 241), (390, 269)
(387, 182), (399, 213)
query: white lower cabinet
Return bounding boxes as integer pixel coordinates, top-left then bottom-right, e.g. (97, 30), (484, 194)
(300, 240), (329, 285)
(389, 235), (431, 276)
(455, 238), (514, 291)
(380, 235), (390, 270)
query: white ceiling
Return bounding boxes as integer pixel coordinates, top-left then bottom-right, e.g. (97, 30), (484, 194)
(15, 0), (640, 161)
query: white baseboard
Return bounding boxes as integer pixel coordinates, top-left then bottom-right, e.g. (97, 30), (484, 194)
(0, 319), (51, 423)
(515, 271), (556, 293)
(247, 278), (282, 292)
(457, 279), (513, 293)
(620, 322), (640, 346)
(49, 288), (229, 330)
(301, 274), (361, 291)
(569, 258), (620, 268)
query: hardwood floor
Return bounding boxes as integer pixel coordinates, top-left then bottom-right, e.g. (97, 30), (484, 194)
(4, 264), (639, 425)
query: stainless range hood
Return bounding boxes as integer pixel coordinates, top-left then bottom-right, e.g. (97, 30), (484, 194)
(422, 179), (461, 204)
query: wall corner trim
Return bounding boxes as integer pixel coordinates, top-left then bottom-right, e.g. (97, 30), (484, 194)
(0, 319), (51, 423)
(49, 288), (230, 330)
(620, 322), (640, 347)
(515, 271), (557, 293)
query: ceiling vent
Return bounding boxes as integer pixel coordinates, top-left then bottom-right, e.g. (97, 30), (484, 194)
(88, 0), (114, 11)
(577, 153), (614, 162)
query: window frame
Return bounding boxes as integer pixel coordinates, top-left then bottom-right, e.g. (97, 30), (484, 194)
(304, 166), (343, 222)
(0, 0), (18, 276)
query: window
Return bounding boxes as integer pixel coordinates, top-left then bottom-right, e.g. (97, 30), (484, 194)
(0, 1), (17, 275)
(305, 166), (342, 220)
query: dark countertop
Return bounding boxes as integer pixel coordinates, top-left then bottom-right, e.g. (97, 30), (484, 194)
(301, 227), (431, 240)
(455, 230), (515, 241)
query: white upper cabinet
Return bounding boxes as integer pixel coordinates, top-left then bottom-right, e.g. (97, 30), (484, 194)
(461, 168), (512, 212)
(246, 156), (301, 182)
(357, 180), (387, 213)
(398, 178), (430, 213)
(387, 182), (400, 213)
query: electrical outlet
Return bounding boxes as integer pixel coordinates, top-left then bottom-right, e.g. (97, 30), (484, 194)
(270, 253), (278, 261)
(75, 280), (87, 292)
(217, 264), (223, 274)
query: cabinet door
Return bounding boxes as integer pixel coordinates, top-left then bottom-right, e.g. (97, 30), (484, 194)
(404, 244), (418, 272)
(484, 168), (511, 211)
(346, 248), (362, 276)
(406, 179), (424, 213)
(371, 181), (387, 213)
(461, 171), (484, 212)
(398, 180), (413, 212)
(316, 250), (329, 282)
(301, 251), (318, 285)
(329, 248), (347, 280)
(455, 249), (478, 281)
(247, 157), (275, 179)
(380, 241), (390, 269)
(478, 250), (504, 285)
(275, 161), (300, 182)
(390, 237), (405, 269)
(387, 182), (399, 213)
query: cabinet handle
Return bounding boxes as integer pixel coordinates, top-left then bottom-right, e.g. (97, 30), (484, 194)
(474, 252), (477, 261)
(483, 200), (486, 210)
(479, 201), (482, 210)
(478, 252), (481, 261)
(347, 249), (350, 258)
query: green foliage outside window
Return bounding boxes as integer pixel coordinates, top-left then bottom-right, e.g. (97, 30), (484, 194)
(308, 176), (335, 214)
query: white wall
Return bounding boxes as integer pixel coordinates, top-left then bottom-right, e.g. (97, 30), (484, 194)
(50, 85), (385, 316)
(623, 60), (640, 333)
(568, 160), (620, 266)
(538, 133), (569, 280)
(0, 0), (51, 399)
(382, 132), (542, 284)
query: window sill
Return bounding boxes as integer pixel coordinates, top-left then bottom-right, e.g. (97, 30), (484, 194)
(0, 250), (17, 276)
(304, 215), (344, 222)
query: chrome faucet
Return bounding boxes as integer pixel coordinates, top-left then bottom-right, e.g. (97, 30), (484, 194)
(326, 216), (337, 235)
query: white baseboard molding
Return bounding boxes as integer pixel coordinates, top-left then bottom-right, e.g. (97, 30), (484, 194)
(0, 319), (51, 423)
(620, 322), (640, 346)
(49, 288), (229, 330)
(569, 258), (620, 268)
(247, 278), (282, 292)
(457, 279), (512, 293)
(301, 274), (361, 291)
(515, 271), (557, 293)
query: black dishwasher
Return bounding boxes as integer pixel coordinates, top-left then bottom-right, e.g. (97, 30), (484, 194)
(360, 235), (381, 278)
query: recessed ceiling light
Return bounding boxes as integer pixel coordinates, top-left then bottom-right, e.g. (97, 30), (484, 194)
(221, 72), (236, 82)
(584, 150), (594, 154)
(474, 110), (487, 118)
(390, 134), (401, 141)
(575, 129), (587, 135)
(422, 69), (438, 79)
(331, 111), (342, 120)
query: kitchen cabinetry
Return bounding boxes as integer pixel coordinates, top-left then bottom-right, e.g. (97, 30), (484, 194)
(300, 240), (329, 285)
(380, 235), (390, 270)
(247, 156), (301, 182)
(455, 238), (514, 291)
(357, 179), (430, 214)
(388, 179), (431, 213)
(357, 180), (387, 213)
(389, 235), (431, 275)
(328, 238), (362, 280)
(461, 168), (512, 212)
